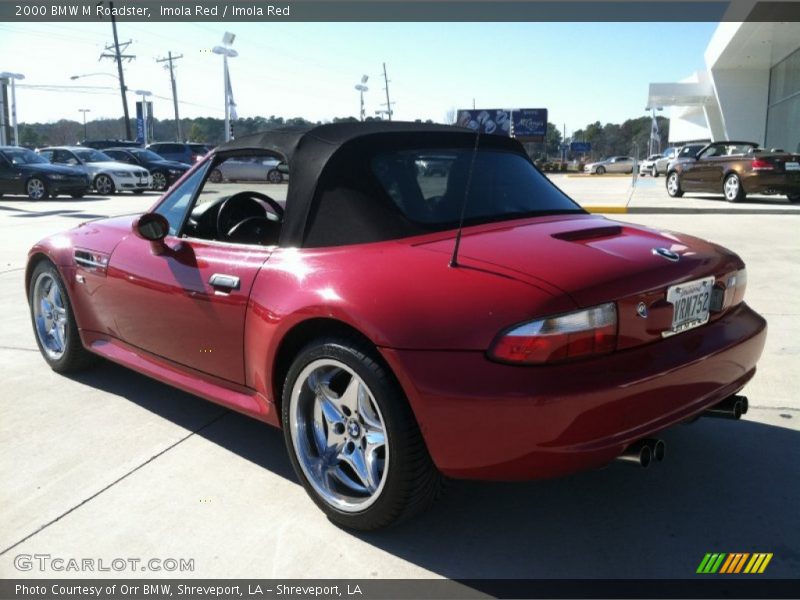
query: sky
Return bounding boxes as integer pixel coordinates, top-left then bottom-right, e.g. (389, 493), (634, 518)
(0, 21), (717, 135)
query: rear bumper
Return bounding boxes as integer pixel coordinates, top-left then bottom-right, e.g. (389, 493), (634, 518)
(381, 303), (767, 481)
(742, 172), (800, 195)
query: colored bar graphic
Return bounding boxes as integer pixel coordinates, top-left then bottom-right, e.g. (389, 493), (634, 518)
(758, 553), (773, 573)
(719, 554), (735, 574)
(699, 552), (773, 574)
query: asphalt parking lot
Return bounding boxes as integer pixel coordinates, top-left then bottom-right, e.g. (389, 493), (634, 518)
(0, 179), (798, 580)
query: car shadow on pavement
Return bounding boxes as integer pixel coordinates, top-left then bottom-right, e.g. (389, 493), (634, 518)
(66, 361), (297, 480)
(353, 417), (800, 579)
(68, 361), (799, 579)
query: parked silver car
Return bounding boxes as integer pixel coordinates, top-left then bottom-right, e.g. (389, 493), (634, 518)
(209, 156), (284, 183)
(584, 156), (635, 174)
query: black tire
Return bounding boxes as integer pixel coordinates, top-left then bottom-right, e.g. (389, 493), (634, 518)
(666, 171), (684, 197)
(28, 260), (97, 373)
(26, 177), (49, 201)
(723, 173), (745, 203)
(788, 194), (800, 203)
(151, 171), (168, 191)
(267, 169), (283, 184)
(94, 174), (116, 195)
(281, 336), (442, 530)
(209, 169), (223, 183)
(596, 166), (606, 175)
(651, 165), (659, 177)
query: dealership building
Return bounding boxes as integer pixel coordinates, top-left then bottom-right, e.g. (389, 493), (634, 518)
(647, 15), (800, 152)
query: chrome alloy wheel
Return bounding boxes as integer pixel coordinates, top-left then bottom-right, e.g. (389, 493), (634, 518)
(724, 175), (740, 201)
(33, 272), (68, 360)
(27, 178), (46, 200)
(151, 171), (167, 191)
(95, 175), (114, 195)
(289, 359), (389, 512)
(667, 172), (680, 195)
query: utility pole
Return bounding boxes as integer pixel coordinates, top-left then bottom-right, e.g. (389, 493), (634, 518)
(100, 2), (135, 140)
(157, 52), (184, 141)
(381, 62), (394, 121)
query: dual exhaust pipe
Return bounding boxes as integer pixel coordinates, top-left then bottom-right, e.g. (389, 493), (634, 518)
(615, 395), (749, 468)
(615, 438), (665, 469)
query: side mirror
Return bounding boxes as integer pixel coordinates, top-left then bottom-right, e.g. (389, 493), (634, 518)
(133, 213), (170, 255)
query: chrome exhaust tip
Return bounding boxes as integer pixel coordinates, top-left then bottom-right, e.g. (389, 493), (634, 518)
(615, 441), (652, 468)
(704, 395), (748, 420)
(643, 438), (666, 462)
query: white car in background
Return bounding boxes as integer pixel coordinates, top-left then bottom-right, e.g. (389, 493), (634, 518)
(639, 154), (663, 176)
(583, 156), (635, 174)
(37, 146), (151, 195)
(208, 156), (285, 184)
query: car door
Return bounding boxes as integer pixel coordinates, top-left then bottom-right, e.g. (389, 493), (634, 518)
(97, 165), (272, 384)
(687, 147), (728, 192)
(0, 153), (23, 194)
(102, 236), (271, 383)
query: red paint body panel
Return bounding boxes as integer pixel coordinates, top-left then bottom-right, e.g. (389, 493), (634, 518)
(382, 303), (766, 479)
(27, 203), (767, 480)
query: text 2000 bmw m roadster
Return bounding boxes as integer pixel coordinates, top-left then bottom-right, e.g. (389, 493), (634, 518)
(27, 123), (766, 530)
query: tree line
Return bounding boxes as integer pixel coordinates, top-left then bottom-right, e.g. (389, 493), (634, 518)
(17, 114), (668, 160)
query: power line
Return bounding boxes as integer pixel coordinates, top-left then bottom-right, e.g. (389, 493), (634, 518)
(156, 52), (184, 140)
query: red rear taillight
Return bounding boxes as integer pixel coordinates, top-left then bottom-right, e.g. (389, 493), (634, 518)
(751, 159), (774, 171)
(489, 303), (617, 364)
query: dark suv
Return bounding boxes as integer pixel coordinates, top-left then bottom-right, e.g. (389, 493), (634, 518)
(147, 142), (211, 165)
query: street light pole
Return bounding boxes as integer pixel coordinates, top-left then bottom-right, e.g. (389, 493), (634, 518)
(79, 109), (91, 140)
(213, 35), (238, 142)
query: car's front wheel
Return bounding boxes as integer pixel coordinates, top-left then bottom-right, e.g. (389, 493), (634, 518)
(26, 177), (49, 200)
(94, 174), (116, 195)
(282, 337), (442, 530)
(151, 171), (168, 191)
(651, 165), (658, 177)
(786, 194), (799, 203)
(723, 173), (745, 202)
(29, 260), (97, 373)
(596, 166), (606, 175)
(666, 171), (684, 197)
(268, 169), (283, 184)
(209, 169), (223, 183)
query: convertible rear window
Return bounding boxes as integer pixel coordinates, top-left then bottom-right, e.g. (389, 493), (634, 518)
(370, 148), (582, 226)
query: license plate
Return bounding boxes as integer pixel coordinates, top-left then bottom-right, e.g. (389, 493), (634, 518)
(786, 162), (799, 171)
(662, 276), (714, 337)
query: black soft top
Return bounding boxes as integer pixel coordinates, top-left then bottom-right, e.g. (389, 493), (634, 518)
(216, 121), (528, 247)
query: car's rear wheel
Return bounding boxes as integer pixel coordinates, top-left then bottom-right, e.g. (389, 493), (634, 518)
(651, 165), (658, 177)
(29, 261), (97, 373)
(26, 177), (48, 200)
(282, 337), (442, 530)
(267, 169), (283, 184)
(666, 171), (684, 197)
(596, 166), (606, 175)
(723, 173), (745, 203)
(151, 171), (168, 191)
(209, 169), (223, 183)
(94, 174), (116, 195)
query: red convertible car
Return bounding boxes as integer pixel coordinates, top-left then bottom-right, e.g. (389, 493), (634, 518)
(26, 123), (766, 530)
